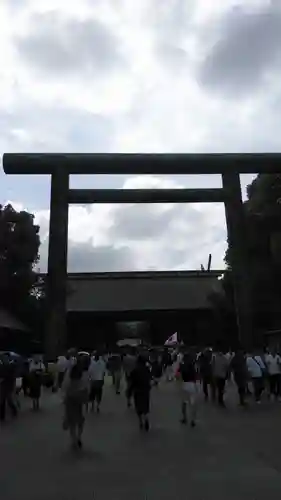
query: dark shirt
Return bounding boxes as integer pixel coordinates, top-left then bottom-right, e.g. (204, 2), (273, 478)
(131, 364), (151, 392)
(231, 353), (247, 380)
(0, 362), (16, 391)
(180, 359), (197, 382)
(198, 351), (212, 377)
(162, 352), (172, 366)
(109, 355), (122, 371)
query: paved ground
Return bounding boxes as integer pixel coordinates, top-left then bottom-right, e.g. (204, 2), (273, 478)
(1, 379), (281, 499)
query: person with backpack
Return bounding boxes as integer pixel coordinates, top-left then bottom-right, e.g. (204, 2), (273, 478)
(62, 360), (89, 450)
(177, 350), (198, 428)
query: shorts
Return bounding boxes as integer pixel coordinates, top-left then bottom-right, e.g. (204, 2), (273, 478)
(181, 382), (198, 404)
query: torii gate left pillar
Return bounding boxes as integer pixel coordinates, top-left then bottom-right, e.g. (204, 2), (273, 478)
(45, 168), (69, 359)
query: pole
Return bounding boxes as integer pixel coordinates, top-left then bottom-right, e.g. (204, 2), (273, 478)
(222, 172), (253, 348)
(45, 168), (69, 360)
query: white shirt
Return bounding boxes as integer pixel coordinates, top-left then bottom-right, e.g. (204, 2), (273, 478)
(57, 356), (68, 373)
(88, 358), (106, 381)
(246, 356), (265, 378)
(265, 354), (281, 375)
(29, 361), (44, 372)
(177, 353), (184, 364)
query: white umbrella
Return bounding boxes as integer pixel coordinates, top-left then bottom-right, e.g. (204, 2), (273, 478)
(117, 338), (141, 347)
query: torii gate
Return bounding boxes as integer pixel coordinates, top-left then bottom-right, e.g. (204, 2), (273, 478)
(3, 152), (279, 358)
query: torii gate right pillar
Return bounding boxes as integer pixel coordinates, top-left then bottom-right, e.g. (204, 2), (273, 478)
(222, 172), (253, 349)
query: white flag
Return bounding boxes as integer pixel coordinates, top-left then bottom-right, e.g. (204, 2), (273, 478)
(164, 332), (178, 346)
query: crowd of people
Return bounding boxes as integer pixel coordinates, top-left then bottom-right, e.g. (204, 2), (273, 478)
(1, 344), (281, 450)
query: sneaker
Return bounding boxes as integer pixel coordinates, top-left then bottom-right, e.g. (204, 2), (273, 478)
(180, 418), (187, 425)
(190, 420), (196, 428)
(144, 419), (150, 432)
(77, 439), (83, 449)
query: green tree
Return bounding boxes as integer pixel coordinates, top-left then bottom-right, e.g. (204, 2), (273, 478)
(0, 203), (42, 318)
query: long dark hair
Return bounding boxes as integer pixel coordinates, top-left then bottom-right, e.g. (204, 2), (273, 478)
(69, 362), (83, 381)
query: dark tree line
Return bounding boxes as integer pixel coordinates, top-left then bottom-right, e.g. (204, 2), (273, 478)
(211, 174), (281, 342)
(0, 203), (46, 339)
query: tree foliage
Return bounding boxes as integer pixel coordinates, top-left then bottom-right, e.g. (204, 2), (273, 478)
(217, 174), (281, 334)
(0, 203), (42, 320)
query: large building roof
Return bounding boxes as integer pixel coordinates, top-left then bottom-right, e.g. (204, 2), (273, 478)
(65, 270), (223, 313)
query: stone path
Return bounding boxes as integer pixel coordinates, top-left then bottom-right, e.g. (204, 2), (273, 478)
(1, 380), (281, 499)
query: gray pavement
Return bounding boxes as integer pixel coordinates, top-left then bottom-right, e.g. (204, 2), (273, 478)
(1, 380), (281, 499)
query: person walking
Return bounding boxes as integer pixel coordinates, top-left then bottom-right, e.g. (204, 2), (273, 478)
(88, 352), (106, 413)
(246, 350), (266, 403)
(162, 348), (173, 381)
(212, 348), (229, 407)
(62, 360), (89, 450)
(131, 355), (152, 431)
(177, 351), (198, 427)
(230, 348), (248, 407)
(110, 352), (122, 395)
(265, 348), (281, 400)
(123, 349), (137, 407)
(149, 351), (162, 387)
(56, 354), (69, 389)
(0, 353), (18, 423)
(28, 355), (45, 411)
(198, 348), (214, 401)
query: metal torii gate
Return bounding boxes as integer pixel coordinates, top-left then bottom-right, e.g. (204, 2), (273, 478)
(4, 152), (280, 358)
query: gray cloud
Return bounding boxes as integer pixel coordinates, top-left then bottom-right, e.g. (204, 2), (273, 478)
(0, 103), (114, 153)
(34, 198), (227, 273)
(15, 12), (125, 76)
(148, 0), (195, 43)
(38, 237), (135, 273)
(67, 242), (135, 272)
(0, 103), (114, 208)
(5, 0), (25, 9)
(110, 203), (205, 241)
(199, 3), (281, 95)
(148, 0), (195, 71)
(156, 43), (189, 71)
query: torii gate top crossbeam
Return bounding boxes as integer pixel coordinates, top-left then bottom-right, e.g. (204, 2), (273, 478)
(3, 152), (281, 175)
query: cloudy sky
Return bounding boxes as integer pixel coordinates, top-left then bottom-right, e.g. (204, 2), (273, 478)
(0, 0), (279, 272)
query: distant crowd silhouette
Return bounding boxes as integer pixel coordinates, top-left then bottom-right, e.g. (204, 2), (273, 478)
(1, 344), (280, 450)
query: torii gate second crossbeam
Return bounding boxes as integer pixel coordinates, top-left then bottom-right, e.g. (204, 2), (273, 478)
(3, 152), (272, 358)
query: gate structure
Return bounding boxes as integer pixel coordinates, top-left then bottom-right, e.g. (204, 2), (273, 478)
(4, 152), (280, 358)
